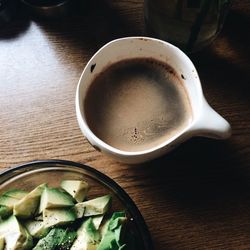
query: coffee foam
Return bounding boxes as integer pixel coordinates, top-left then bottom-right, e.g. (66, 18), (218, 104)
(84, 58), (192, 152)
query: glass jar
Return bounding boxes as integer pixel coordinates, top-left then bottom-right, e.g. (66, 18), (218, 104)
(21, 0), (72, 18)
(144, 0), (231, 53)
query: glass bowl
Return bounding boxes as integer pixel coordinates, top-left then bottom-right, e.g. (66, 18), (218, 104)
(0, 160), (153, 250)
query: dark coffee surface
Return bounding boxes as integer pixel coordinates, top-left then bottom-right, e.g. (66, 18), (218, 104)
(84, 58), (192, 152)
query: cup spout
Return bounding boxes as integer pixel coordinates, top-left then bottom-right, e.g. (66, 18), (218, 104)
(191, 100), (231, 140)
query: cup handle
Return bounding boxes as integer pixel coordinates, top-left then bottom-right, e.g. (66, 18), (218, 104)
(190, 99), (231, 139)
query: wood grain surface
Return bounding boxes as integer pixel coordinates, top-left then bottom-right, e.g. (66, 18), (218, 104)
(0, 1), (250, 249)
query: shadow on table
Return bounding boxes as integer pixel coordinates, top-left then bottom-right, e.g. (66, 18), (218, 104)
(131, 9), (250, 221)
(191, 8), (250, 102)
(136, 138), (250, 222)
(0, 6), (31, 40)
(33, 0), (143, 55)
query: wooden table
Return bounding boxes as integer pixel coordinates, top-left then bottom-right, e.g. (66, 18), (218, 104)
(0, 1), (249, 249)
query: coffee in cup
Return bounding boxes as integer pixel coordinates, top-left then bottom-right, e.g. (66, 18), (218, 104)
(84, 57), (192, 152)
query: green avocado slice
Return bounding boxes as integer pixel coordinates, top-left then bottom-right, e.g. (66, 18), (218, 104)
(0, 205), (12, 219)
(3, 189), (28, 200)
(22, 228), (33, 249)
(13, 184), (47, 219)
(24, 220), (50, 238)
(0, 189), (28, 218)
(43, 208), (76, 228)
(0, 215), (33, 250)
(71, 217), (101, 250)
(61, 180), (89, 202)
(39, 187), (75, 214)
(0, 236), (5, 250)
(92, 215), (104, 230)
(75, 195), (112, 218)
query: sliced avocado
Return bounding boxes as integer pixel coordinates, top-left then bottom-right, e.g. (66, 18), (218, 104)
(97, 212), (127, 250)
(39, 187), (75, 214)
(13, 183), (47, 219)
(0, 189), (28, 218)
(0, 215), (32, 250)
(84, 218), (101, 243)
(24, 220), (50, 238)
(100, 219), (110, 238)
(73, 204), (85, 219)
(92, 215), (104, 230)
(3, 189), (28, 200)
(43, 208), (76, 228)
(57, 229), (77, 250)
(0, 205), (12, 219)
(61, 180), (89, 202)
(75, 195), (112, 218)
(71, 218), (100, 250)
(0, 236), (5, 250)
(0, 195), (19, 210)
(34, 214), (43, 221)
(22, 228), (33, 250)
(33, 228), (65, 250)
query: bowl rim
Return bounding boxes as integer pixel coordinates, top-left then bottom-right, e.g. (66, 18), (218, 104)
(0, 159), (154, 250)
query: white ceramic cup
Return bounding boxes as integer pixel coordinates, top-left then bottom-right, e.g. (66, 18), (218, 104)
(76, 37), (231, 164)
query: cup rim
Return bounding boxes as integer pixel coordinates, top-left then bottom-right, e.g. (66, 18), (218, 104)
(76, 36), (202, 157)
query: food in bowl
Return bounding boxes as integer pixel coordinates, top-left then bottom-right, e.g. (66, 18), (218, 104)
(0, 179), (135, 250)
